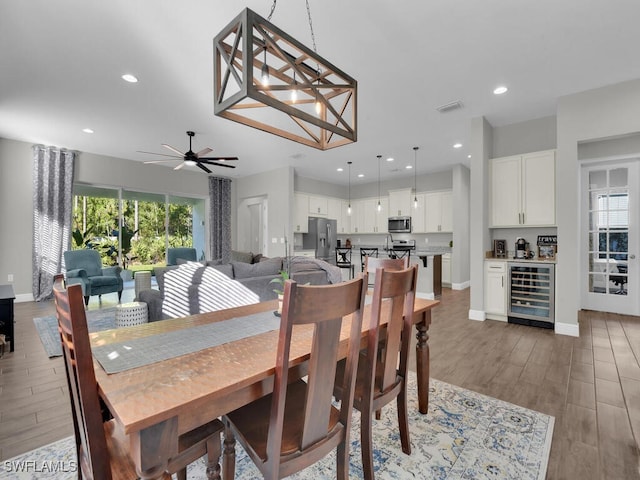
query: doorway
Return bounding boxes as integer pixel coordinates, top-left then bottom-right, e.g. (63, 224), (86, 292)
(581, 161), (639, 315)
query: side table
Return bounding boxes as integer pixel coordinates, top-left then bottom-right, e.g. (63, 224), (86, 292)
(0, 284), (16, 352)
(115, 302), (149, 328)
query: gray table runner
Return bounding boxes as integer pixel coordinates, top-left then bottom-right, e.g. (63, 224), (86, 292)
(93, 311), (281, 374)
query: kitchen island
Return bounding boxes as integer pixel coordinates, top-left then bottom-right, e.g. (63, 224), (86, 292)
(350, 244), (450, 299)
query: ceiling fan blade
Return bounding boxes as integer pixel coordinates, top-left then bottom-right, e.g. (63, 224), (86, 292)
(144, 159), (180, 164)
(162, 144), (185, 156)
(207, 161), (236, 169)
(195, 147), (213, 157)
(197, 163), (212, 174)
(199, 157), (239, 161)
(137, 150), (182, 159)
(173, 162), (185, 170)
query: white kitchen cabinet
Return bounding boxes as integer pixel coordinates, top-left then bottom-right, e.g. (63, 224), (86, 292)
(411, 194), (426, 233)
(308, 195), (328, 216)
(490, 150), (556, 227)
(442, 253), (451, 286)
(485, 260), (507, 320)
(293, 193), (309, 233)
(350, 198), (387, 233)
(327, 197), (341, 221)
(425, 190), (452, 233)
(388, 188), (413, 217)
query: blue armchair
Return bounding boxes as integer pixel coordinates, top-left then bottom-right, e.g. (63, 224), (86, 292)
(63, 250), (123, 305)
(167, 247), (197, 266)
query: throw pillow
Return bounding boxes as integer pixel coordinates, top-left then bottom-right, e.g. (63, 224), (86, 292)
(231, 257), (283, 279)
(231, 250), (254, 264)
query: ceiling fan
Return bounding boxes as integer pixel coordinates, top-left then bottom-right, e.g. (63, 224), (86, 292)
(139, 131), (238, 173)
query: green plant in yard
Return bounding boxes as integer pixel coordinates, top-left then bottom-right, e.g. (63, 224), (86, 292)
(72, 227), (95, 249)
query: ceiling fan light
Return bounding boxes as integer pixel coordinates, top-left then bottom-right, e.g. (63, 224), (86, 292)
(184, 160), (196, 167)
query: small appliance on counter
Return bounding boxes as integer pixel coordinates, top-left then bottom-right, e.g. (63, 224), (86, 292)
(514, 238), (534, 259)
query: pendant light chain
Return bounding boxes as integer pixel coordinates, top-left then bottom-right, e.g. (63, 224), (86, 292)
(413, 146), (419, 207)
(377, 155), (382, 211)
(267, 0), (277, 21)
(347, 161), (352, 215)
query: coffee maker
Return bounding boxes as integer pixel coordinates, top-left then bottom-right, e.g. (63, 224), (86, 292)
(515, 238), (527, 259)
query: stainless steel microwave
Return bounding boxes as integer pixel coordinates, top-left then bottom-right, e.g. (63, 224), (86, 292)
(388, 216), (412, 233)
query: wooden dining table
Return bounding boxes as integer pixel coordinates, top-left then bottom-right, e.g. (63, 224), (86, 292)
(91, 296), (439, 479)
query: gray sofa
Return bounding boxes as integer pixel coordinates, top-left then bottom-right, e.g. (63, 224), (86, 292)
(138, 256), (341, 321)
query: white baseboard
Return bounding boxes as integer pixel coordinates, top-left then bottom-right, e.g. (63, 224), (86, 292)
(468, 309), (485, 321)
(417, 292), (435, 300)
(452, 280), (470, 290)
(15, 293), (35, 303)
(554, 321), (579, 337)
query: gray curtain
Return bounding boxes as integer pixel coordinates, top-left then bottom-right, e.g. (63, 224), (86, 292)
(209, 176), (232, 262)
(32, 146), (75, 301)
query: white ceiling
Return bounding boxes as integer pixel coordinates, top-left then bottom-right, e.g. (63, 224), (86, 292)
(2, 0), (640, 186)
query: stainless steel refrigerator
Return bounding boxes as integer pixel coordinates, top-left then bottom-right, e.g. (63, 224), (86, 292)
(303, 217), (337, 263)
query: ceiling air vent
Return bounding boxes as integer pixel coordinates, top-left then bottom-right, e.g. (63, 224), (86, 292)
(436, 101), (463, 113)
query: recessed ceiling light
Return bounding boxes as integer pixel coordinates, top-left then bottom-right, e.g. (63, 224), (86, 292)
(121, 74), (138, 83)
(406, 165), (412, 170)
(82, 128), (94, 134)
(386, 157), (394, 162)
(337, 167), (343, 172)
(468, 154), (472, 159)
(493, 85), (508, 95)
(357, 174), (364, 178)
(453, 143), (462, 149)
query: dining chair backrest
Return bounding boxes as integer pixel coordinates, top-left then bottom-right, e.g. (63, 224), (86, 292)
(364, 256), (409, 273)
(335, 247), (352, 266)
(270, 275), (367, 475)
(53, 274), (114, 479)
(366, 265), (418, 400)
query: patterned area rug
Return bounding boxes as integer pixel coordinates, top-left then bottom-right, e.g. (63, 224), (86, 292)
(0, 375), (554, 479)
(33, 308), (116, 358)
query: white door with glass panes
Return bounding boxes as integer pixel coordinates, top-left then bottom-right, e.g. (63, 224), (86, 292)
(581, 161), (639, 315)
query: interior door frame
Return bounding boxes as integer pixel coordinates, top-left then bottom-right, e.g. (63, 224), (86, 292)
(580, 158), (639, 315)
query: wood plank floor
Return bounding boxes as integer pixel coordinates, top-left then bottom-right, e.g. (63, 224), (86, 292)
(1, 287), (640, 478)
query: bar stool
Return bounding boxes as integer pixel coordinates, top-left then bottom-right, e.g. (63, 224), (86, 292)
(335, 247), (355, 279)
(359, 247), (378, 273)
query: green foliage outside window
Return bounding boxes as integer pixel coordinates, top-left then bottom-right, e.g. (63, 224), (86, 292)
(72, 195), (194, 267)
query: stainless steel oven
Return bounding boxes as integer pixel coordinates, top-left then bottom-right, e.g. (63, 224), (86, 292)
(388, 216), (411, 233)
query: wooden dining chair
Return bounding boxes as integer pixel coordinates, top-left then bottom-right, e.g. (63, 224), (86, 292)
(364, 256), (409, 288)
(333, 265), (418, 480)
(52, 274), (224, 480)
(222, 275), (367, 480)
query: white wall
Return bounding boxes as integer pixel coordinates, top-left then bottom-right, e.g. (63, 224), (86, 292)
(236, 166), (294, 258)
(469, 117), (493, 318)
(556, 79), (640, 331)
(0, 138), (34, 299)
(493, 116), (557, 158)
(452, 164), (470, 286)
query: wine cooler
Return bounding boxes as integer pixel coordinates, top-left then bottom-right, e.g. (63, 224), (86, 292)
(508, 262), (555, 328)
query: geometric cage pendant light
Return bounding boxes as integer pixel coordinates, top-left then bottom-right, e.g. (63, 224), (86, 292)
(214, 7), (358, 150)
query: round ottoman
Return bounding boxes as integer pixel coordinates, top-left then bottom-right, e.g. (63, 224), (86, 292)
(134, 271), (152, 300)
(115, 302), (148, 328)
